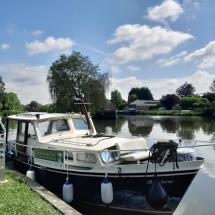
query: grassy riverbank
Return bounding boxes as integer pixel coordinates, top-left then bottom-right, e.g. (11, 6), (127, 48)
(0, 171), (61, 215)
(136, 109), (204, 116)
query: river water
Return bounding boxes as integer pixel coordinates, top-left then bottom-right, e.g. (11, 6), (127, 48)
(94, 115), (215, 215)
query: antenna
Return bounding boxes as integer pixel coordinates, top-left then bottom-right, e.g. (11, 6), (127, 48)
(75, 98), (94, 135)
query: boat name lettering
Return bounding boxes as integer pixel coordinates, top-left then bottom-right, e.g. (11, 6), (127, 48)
(146, 179), (173, 185)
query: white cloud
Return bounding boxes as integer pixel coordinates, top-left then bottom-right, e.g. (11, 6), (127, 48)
(127, 65), (141, 72)
(111, 65), (120, 73)
(0, 43), (10, 50)
(109, 24), (193, 64)
(157, 50), (188, 67)
(32, 30), (43, 36)
(26, 36), (75, 55)
(108, 70), (215, 100)
(1, 64), (51, 104)
(147, 0), (184, 23)
(184, 41), (215, 69)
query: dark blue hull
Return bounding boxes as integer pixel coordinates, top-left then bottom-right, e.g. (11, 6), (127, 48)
(13, 158), (197, 209)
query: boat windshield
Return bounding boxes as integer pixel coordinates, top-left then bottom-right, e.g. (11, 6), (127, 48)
(38, 119), (70, 136)
(70, 118), (88, 130)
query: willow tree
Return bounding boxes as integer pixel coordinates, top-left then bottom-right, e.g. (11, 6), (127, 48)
(47, 52), (109, 113)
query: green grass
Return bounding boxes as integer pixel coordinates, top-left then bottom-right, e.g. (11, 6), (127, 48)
(0, 171), (61, 215)
(137, 109), (204, 116)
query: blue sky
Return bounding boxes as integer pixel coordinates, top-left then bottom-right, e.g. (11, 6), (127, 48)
(0, 0), (215, 103)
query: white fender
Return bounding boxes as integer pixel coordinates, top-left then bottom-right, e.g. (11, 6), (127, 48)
(62, 178), (73, 203)
(26, 169), (36, 181)
(101, 177), (113, 204)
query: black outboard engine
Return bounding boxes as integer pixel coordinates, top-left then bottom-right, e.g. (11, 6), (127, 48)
(150, 140), (179, 168)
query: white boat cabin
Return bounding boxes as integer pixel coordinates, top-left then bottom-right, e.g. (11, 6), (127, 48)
(6, 112), (150, 169)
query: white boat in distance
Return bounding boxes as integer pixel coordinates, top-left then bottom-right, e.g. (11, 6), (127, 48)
(5, 109), (204, 212)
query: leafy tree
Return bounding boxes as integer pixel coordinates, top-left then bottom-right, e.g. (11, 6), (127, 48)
(176, 82), (195, 97)
(2, 92), (21, 111)
(128, 87), (153, 103)
(0, 76), (5, 94)
(111, 90), (124, 109)
(0, 76), (5, 110)
(210, 79), (215, 92)
(202, 92), (215, 103)
(180, 96), (209, 109)
(47, 52), (109, 113)
(39, 104), (50, 112)
(160, 94), (179, 110)
(27, 101), (40, 112)
(128, 94), (138, 103)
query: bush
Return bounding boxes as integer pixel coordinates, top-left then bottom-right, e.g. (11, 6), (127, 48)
(180, 97), (210, 109)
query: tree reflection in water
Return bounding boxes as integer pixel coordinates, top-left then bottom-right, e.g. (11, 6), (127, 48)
(94, 117), (126, 135)
(128, 116), (153, 137)
(94, 115), (215, 141)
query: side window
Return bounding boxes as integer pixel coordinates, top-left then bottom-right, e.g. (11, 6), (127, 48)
(38, 119), (70, 136)
(28, 123), (36, 139)
(17, 122), (26, 142)
(52, 120), (69, 133)
(38, 121), (50, 136)
(65, 152), (73, 162)
(77, 152), (97, 164)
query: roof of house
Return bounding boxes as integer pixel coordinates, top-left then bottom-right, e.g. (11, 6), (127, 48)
(129, 99), (160, 106)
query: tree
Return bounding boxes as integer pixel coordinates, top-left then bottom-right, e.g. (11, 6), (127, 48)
(128, 94), (138, 103)
(160, 94), (179, 110)
(47, 52), (109, 113)
(210, 79), (215, 92)
(180, 96), (209, 109)
(0, 76), (5, 95)
(176, 82), (195, 97)
(0, 76), (5, 110)
(202, 92), (215, 103)
(27, 101), (40, 112)
(128, 87), (153, 103)
(111, 90), (124, 109)
(2, 92), (21, 111)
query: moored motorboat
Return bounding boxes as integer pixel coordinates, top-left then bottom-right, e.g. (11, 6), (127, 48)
(4, 109), (204, 212)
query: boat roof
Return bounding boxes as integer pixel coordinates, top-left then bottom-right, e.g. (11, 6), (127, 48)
(7, 112), (85, 122)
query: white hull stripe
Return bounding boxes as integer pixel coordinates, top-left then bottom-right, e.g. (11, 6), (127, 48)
(17, 158), (198, 178)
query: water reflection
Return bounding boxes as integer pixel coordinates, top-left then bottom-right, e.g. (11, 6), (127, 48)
(128, 116), (153, 137)
(94, 115), (215, 214)
(95, 116), (215, 141)
(94, 117), (126, 134)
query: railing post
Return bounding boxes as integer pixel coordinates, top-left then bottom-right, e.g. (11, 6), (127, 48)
(0, 137), (5, 182)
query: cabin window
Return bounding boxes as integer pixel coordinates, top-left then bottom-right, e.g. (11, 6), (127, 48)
(77, 152), (97, 164)
(28, 123), (36, 139)
(17, 122), (26, 142)
(65, 152), (73, 162)
(72, 119), (88, 130)
(38, 119), (70, 136)
(0, 123), (5, 136)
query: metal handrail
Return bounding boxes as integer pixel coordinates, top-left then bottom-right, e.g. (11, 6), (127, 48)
(9, 140), (215, 154)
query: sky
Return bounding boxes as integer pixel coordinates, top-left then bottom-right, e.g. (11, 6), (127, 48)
(0, 0), (215, 104)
